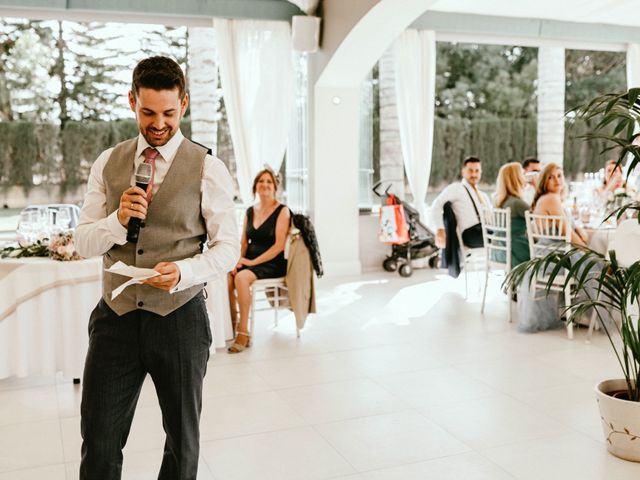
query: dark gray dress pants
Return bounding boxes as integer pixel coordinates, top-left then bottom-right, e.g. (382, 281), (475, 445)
(79, 293), (211, 480)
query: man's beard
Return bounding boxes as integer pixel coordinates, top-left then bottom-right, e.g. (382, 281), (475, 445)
(142, 127), (174, 146)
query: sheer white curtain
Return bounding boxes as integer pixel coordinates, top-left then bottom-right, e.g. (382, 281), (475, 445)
(214, 19), (294, 204)
(393, 29), (436, 221)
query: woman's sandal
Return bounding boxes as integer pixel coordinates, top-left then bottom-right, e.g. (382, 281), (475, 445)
(227, 331), (251, 354)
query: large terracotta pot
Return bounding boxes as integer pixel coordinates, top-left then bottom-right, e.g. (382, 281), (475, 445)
(596, 379), (640, 462)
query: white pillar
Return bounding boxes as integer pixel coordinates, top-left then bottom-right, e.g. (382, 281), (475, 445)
(310, 0), (439, 276)
(625, 44), (640, 173)
(627, 44), (640, 89)
(313, 85), (362, 275)
(187, 26), (218, 152)
(537, 46), (565, 167)
(379, 47), (405, 198)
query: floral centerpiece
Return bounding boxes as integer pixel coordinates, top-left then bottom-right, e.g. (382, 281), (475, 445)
(607, 187), (634, 212)
(0, 231), (83, 261)
(49, 231), (83, 261)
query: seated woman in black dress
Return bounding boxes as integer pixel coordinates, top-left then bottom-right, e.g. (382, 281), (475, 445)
(227, 168), (290, 353)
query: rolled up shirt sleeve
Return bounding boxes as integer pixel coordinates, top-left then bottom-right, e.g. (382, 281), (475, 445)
(430, 184), (456, 230)
(172, 155), (240, 291)
(75, 148), (128, 258)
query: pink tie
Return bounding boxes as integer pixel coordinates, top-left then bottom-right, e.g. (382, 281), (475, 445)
(142, 147), (159, 202)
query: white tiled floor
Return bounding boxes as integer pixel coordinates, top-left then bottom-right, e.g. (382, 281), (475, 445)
(1, 268), (640, 479)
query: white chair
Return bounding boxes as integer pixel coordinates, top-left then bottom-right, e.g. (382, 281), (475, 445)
(480, 206), (512, 321)
(249, 277), (300, 339)
(457, 229), (486, 300)
(525, 211), (574, 339)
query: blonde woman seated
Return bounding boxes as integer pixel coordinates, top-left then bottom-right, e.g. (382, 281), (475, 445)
(493, 162), (530, 267)
(517, 163), (590, 332)
(531, 163), (588, 247)
(227, 169), (290, 353)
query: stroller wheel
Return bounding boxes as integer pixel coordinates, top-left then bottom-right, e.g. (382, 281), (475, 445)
(428, 255), (439, 269)
(383, 257), (398, 272)
(398, 263), (413, 277)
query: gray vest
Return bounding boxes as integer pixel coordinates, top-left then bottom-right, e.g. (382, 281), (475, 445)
(102, 137), (207, 316)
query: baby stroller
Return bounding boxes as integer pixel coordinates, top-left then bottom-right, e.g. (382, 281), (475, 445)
(373, 182), (439, 277)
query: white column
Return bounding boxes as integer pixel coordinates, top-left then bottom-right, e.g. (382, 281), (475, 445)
(379, 47), (405, 198)
(187, 26), (218, 152)
(537, 46), (565, 167)
(313, 85), (362, 275)
(627, 44), (640, 89)
(310, 0), (439, 276)
(625, 44), (640, 173)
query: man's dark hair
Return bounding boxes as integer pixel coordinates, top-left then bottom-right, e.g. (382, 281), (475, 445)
(522, 157), (540, 169)
(132, 56), (186, 100)
(462, 156), (481, 167)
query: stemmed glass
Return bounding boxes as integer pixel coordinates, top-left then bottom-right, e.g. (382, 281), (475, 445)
(55, 209), (71, 230)
(17, 210), (37, 245)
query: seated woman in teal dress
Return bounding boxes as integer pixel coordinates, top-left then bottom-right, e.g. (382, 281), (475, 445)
(493, 162), (531, 267)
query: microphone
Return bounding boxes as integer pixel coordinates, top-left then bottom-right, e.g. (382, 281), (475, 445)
(126, 162), (152, 243)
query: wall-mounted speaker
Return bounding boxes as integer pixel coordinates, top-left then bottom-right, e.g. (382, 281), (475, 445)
(292, 15), (321, 53)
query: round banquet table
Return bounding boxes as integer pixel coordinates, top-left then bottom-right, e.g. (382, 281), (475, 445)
(586, 226), (615, 256)
(0, 256), (233, 380)
(0, 256), (101, 380)
(205, 276), (235, 349)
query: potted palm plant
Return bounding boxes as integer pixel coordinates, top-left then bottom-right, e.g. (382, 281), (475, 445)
(504, 88), (640, 462)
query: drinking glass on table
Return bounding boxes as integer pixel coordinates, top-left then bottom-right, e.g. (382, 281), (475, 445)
(579, 204), (591, 227)
(55, 208), (71, 230)
(17, 210), (37, 245)
(35, 206), (51, 237)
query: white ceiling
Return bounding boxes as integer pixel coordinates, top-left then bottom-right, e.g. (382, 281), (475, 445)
(429, 0), (640, 28)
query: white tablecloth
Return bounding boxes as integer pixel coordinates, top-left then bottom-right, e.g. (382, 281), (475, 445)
(0, 255), (234, 379)
(0, 257), (102, 379)
(587, 227), (615, 255)
(206, 276), (234, 349)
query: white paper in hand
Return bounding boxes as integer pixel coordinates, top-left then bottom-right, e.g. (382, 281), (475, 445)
(105, 261), (160, 300)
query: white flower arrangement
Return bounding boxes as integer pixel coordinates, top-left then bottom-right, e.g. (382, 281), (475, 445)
(48, 231), (82, 261)
(0, 231), (82, 261)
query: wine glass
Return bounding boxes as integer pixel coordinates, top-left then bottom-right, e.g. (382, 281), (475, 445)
(55, 208), (71, 230)
(17, 210), (37, 245)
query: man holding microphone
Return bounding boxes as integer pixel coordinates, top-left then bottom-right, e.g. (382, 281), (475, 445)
(75, 56), (239, 480)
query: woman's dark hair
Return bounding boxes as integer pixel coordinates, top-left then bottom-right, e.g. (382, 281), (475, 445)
(252, 168), (280, 196)
(132, 56), (186, 100)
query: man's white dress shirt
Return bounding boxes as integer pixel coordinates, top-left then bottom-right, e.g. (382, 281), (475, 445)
(522, 184), (535, 205)
(430, 179), (491, 232)
(76, 130), (240, 292)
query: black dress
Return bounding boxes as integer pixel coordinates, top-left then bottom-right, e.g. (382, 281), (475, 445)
(241, 204), (288, 279)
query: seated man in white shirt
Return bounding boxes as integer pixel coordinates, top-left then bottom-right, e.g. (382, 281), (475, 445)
(431, 156), (491, 250)
(522, 156), (541, 205)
